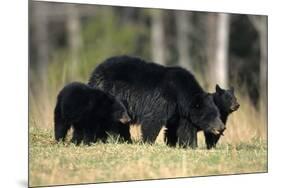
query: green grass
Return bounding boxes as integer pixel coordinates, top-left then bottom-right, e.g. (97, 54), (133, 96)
(29, 127), (267, 187)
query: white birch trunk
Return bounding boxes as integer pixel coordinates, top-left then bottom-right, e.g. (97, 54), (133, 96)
(215, 13), (230, 88)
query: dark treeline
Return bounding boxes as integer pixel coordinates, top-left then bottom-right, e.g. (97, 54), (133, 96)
(29, 1), (267, 111)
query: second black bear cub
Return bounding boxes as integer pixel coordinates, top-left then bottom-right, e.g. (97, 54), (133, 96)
(204, 84), (240, 149)
(54, 82), (131, 145)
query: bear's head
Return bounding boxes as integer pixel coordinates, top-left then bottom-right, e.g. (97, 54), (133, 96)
(189, 93), (225, 135)
(112, 99), (131, 124)
(214, 84), (240, 114)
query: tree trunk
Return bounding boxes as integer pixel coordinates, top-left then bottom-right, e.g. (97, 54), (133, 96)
(175, 11), (192, 71)
(151, 10), (166, 65)
(248, 16), (268, 114)
(206, 13), (230, 88)
(33, 2), (49, 80)
(215, 13), (230, 88)
(66, 4), (82, 78)
(206, 13), (217, 88)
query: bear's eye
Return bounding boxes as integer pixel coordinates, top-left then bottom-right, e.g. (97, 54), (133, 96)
(226, 94), (232, 99)
(195, 104), (200, 108)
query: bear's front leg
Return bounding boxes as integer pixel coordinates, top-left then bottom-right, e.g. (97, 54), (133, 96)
(164, 126), (178, 147)
(204, 132), (221, 149)
(83, 122), (99, 145)
(54, 103), (71, 142)
(177, 118), (198, 149)
(117, 122), (132, 143)
(141, 119), (164, 144)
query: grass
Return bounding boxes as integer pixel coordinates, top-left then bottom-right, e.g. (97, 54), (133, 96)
(29, 126), (267, 187)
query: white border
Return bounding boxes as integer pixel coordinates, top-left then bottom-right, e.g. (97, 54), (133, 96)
(1, 0), (281, 188)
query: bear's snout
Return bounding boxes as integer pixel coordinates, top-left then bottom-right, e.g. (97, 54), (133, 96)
(119, 113), (131, 124)
(209, 117), (225, 135)
(231, 103), (240, 111)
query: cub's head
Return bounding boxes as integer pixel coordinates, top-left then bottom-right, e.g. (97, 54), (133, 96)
(112, 99), (131, 124)
(214, 84), (240, 114)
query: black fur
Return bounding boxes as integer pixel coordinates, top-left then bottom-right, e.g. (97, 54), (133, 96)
(204, 84), (240, 149)
(54, 82), (131, 145)
(88, 55), (224, 148)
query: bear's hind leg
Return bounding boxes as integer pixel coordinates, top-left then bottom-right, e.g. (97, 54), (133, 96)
(54, 104), (71, 142)
(71, 125), (84, 145)
(54, 121), (71, 142)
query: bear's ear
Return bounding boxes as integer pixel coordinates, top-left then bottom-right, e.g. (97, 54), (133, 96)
(215, 84), (223, 94)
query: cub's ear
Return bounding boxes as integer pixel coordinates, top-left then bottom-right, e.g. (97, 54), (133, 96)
(215, 84), (223, 93)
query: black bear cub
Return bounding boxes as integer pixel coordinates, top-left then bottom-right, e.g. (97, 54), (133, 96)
(204, 84), (240, 149)
(54, 82), (131, 145)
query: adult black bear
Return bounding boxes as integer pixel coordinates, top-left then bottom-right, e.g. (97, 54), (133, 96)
(88, 55), (225, 148)
(204, 84), (240, 149)
(54, 82), (131, 145)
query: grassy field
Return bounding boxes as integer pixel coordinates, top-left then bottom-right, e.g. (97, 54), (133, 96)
(29, 79), (268, 187)
(29, 63), (268, 187)
(29, 126), (267, 187)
